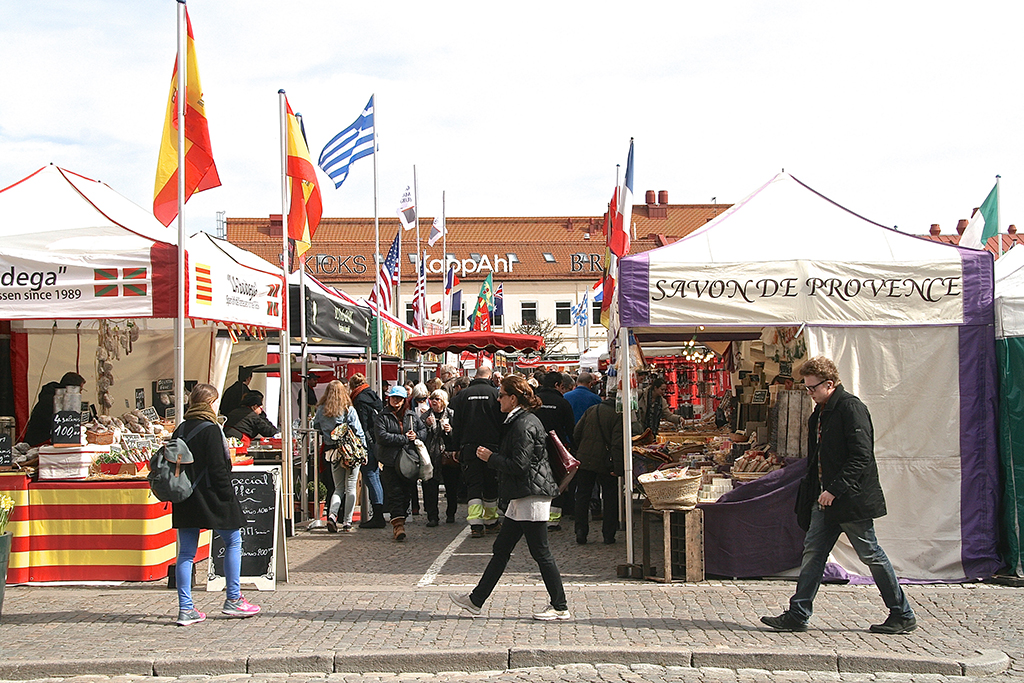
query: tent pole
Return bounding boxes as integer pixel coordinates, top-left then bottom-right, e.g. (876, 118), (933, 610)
(619, 325), (634, 565)
(173, 1), (186, 426)
(278, 90), (295, 533)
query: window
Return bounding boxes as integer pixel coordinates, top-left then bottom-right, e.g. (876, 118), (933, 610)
(493, 309), (503, 327)
(405, 303), (415, 326)
(452, 300), (465, 327)
(407, 253), (418, 264)
(505, 253), (519, 264)
(469, 253), (481, 263)
(592, 299), (602, 324)
(543, 253), (556, 263)
(521, 301), (537, 324)
(555, 301), (572, 326)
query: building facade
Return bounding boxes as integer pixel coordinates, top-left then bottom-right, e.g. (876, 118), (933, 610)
(226, 191), (731, 356)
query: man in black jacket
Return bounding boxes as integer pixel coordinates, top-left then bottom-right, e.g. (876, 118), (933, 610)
(450, 366), (502, 537)
(220, 366), (254, 417)
(761, 356), (916, 635)
(534, 371), (576, 531)
(223, 392), (279, 441)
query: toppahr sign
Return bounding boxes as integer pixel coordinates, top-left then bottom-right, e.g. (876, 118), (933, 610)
(640, 261), (966, 326)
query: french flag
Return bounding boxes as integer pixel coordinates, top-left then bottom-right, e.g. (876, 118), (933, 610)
(444, 265), (460, 295)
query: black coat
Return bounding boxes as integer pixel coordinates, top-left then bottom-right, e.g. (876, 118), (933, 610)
(219, 380), (248, 417)
(488, 409), (559, 502)
(450, 377), (501, 454)
(24, 381), (61, 446)
(797, 384), (887, 528)
(533, 386), (576, 449)
(223, 407), (278, 440)
(375, 407), (426, 468)
(170, 418), (244, 530)
(352, 384), (383, 468)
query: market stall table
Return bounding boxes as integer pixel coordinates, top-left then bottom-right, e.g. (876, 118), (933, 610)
(0, 471), (209, 584)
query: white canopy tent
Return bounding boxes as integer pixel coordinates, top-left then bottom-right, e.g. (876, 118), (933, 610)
(616, 172), (1001, 581)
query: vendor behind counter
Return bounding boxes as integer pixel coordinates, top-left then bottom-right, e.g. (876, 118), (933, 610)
(637, 377), (681, 437)
(223, 391), (279, 442)
(23, 372), (86, 447)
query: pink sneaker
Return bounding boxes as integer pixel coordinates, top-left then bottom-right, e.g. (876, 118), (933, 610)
(222, 597), (261, 618)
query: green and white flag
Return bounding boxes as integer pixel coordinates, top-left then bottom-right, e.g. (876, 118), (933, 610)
(960, 182), (999, 250)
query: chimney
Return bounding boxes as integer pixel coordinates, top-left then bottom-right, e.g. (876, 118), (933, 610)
(259, 214), (284, 238)
(567, 217), (573, 232)
(645, 190), (656, 205)
(929, 224), (941, 236)
(658, 190), (669, 205)
(1009, 224), (1018, 235)
(956, 220), (968, 236)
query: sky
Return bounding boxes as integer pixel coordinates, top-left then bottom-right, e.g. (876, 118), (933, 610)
(2, 1), (1023, 240)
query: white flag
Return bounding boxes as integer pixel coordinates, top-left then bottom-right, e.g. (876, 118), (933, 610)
(428, 215), (446, 246)
(397, 186), (416, 230)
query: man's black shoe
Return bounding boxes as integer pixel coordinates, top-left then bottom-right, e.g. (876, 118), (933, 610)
(576, 534), (588, 545)
(869, 613), (917, 634)
(760, 612), (808, 632)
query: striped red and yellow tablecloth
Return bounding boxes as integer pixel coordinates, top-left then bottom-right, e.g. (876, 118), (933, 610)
(1, 473), (209, 584)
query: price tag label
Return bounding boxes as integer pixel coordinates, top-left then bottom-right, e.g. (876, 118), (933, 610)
(52, 410), (82, 446)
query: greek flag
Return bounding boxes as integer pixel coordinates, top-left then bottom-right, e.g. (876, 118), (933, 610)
(318, 96), (375, 189)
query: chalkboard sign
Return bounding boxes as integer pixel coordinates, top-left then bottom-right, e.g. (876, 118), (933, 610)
(51, 410), (82, 446)
(0, 431), (10, 466)
(207, 465), (281, 592)
(752, 389), (769, 405)
(140, 406), (160, 422)
(156, 378), (173, 393)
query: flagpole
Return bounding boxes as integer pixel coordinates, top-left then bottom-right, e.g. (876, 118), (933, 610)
(442, 191), (448, 333)
(173, 0), (186, 426)
(278, 89), (294, 533)
(997, 175), (1003, 257)
(372, 93), (382, 396)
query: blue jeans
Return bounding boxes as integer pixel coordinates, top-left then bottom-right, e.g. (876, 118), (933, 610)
(789, 507), (914, 622)
(360, 464), (384, 505)
(176, 528), (241, 611)
(471, 517), (567, 611)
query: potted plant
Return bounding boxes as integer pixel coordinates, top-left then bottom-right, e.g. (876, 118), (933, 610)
(0, 493), (14, 621)
(298, 481), (327, 520)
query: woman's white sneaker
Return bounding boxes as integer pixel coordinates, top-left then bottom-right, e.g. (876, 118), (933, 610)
(533, 605), (571, 621)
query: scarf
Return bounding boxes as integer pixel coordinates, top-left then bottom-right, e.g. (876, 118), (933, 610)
(184, 402), (218, 424)
(351, 383), (368, 400)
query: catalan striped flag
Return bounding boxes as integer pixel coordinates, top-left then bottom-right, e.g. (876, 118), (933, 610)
(195, 263), (213, 304)
(368, 232), (401, 314)
(318, 96), (375, 189)
(153, 8), (220, 226)
(285, 100), (323, 258)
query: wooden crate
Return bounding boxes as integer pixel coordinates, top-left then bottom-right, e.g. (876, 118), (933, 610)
(641, 507), (704, 583)
(771, 389), (813, 458)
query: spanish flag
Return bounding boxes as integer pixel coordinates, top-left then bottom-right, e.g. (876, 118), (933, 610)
(285, 99), (323, 258)
(153, 8), (220, 227)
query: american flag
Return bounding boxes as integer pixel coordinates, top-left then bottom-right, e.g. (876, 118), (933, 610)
(368, 232), (401, 313)
(413, 251), (427, 331)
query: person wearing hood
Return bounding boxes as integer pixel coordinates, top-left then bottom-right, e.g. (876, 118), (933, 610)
(23, 372), (86, 447)
(348, 374), (386, 529)
(376, 385), (426, 541)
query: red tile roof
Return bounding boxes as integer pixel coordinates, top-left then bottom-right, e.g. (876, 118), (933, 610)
(226, 202), (731, 283)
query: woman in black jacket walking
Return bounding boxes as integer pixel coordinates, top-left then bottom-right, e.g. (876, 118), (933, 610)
(449, 375), (569, 621)
(172, 384), (260, 626)
(376, 385), (426, 541)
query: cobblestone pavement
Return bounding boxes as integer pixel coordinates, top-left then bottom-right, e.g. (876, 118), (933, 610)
(1, 512), (1022, 680)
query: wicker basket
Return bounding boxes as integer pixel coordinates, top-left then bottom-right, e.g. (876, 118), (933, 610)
(637, 471), (703, 510)
(86, 430), (115, 445)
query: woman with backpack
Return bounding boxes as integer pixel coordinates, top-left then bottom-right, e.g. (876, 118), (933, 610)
(348, 373), (387, 528)
(172, 383), (260, 626)
(376, 385), (426, 542)
(313, 380), (367, 534)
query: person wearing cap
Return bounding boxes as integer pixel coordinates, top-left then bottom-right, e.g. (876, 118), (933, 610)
(375, 385), (426, 542)
(223, 391), (279, 442)
(220, 366), (255, 417)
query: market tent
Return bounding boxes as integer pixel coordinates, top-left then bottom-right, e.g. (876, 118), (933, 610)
(0, 165), (285, 429)
(994, 244), (1024, 576)
(404, 331), (545, 355)
(0, 166), (284, 328)
(287, 272), (372, 347)
(618, 172), (1001, 581)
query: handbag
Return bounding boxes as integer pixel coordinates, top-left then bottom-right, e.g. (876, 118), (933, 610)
(546, 430), (580, 493)
(329, 421), (368, 470)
